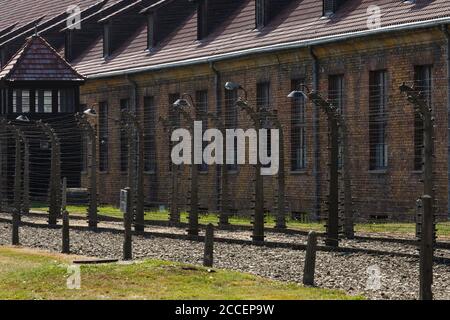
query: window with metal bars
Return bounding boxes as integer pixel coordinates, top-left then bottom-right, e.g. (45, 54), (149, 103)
(99, 101), (109, 172)
(414, 65), (432, 171)
(196, 90), (208, 172)
(328, 74), (344, 168)
(35, 90), (53, 113)
(144, 96), (156, 172)
(81, 134), (88, 173)
(257, 82), (271, 167)
(255, 0), (268, 29)
(369, 70), (388, 170)
(120, 98), (130, 172)
(291, 79), (307, 171)
(168, 93), (180, 171)
(58, 88), (75, 113)
(224, 88), (238, 171)
(79, 104), (88, 172)
(12, 89), (30, 113)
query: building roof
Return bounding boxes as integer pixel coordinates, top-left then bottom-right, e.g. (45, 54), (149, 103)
(0, 35), (85, 82)
(1, 0), (450, 79)
(72, 0), (450, 78)
(0, 0), (104, 37)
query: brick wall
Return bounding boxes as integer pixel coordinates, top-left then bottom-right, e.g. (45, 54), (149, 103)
(79, 27), (449, 222)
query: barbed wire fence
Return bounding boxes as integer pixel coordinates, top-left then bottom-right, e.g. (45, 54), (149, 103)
(0, 74), (449, 300)
(0, 85), (449, 234)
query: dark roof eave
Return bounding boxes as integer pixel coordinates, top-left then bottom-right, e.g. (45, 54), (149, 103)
(0, 80), (85, 90)
(2, 79), (86, 84)
(140, 0), (177, 14)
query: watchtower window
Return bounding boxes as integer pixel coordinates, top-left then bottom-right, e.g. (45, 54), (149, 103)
(58, 88), (75, 113)
(12, 89), (30, 113)
(35, 90), (53, 113)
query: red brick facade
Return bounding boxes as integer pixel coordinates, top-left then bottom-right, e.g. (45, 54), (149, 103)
(79, 27), (450, 222)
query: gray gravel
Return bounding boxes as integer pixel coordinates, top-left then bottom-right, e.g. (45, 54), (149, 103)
(0, 218), (449, 300)
(4, 212), (450, 259)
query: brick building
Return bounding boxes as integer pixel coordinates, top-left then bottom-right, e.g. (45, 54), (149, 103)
(1, 0), (450, 221)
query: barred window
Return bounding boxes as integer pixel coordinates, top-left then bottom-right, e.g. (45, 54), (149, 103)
(35, 90), (53, 113)
(168, 93), (180, 171)
(291, 79), (306, 171)
(80, 104), (88, 172)
(58, 88), (75, 113)
(12, 89), (30, 113)
(257, 82), (271, 167)
(120, 98), (130, 172)
(144, 96), (156, 172)
(196, 90), (208, 172)
(99, 101), (109, 172)
(224, 87), (238, 171)
(369, 70), (388, 170)
(328, 75), (344, 168)
(414, 65), (432, 171)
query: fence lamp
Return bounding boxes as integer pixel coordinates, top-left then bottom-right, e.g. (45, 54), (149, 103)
(225, 81), (248, 101)
(173, 93), (195, 109)
(16, 115), (31, 122)
(287, 84), (310, 100)
(83, 108), (98, 117)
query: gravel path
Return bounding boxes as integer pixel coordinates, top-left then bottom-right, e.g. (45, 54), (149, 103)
(3, 212), (450, 259)
(0, 217), (449, 300)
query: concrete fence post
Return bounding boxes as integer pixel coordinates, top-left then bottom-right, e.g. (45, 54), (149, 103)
(303, 231), (318, 286)
(203, 224), (215, 268)
(122, 188), (133, 261)
(62, 210), (70, 254)
(12, 128), (22, 245)
(62, 178), (70, 254)
(307, 92), (343, 247)
(400, 83), (435, 301)
(75, 114), (98, 230)
(419, 195), (433, 300)
(326, 114), (340, 247)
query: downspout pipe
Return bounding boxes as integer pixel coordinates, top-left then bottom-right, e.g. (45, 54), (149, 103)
(310, 46), (321, 221)
(441, 25), (450, 220)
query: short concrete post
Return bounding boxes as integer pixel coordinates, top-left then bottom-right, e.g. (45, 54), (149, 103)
(61, 178), (70, 254)
(203, 224), (214, 268)
(303, 231), (318, 286)
(62, 210), (70, 254)
(122, 188), (133, 261)
(12, 131), (22, 245)
(419, 195), (433, 300)
(11, 207), (19, 246)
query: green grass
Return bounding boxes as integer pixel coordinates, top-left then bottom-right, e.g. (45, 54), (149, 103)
(0, 247), (362, 300)
(30, 203), (450, 238)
